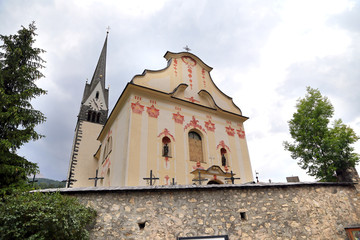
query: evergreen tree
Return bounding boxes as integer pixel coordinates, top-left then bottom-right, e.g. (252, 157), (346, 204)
(284, 87), (359, 181)
(0, 22), (46, 192)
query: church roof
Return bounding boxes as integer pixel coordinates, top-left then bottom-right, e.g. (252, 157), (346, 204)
(164, 51), (213, 72)
(89, 33), (108, 93)
(97, 51), (250, 141)
(80, 34), (109, 107)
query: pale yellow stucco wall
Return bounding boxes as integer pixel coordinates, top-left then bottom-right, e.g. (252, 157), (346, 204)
(96, 87), (253, 187)
(78, 52), (253, 188)
(71, 121), (103, 187)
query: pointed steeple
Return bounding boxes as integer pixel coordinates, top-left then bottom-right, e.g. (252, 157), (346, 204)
(89, 33), (108, 92)
(78, 32), (110, 123)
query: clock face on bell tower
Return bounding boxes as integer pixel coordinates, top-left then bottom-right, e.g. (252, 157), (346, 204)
(90, 98), (104, 111)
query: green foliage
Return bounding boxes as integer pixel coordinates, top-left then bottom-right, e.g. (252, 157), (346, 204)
(284, 87), (359, 181)
(0, 23), (97, 240)
(0, 191), (96, 240)
(31, 178), (66, 189)
(0, 22), (46, 191)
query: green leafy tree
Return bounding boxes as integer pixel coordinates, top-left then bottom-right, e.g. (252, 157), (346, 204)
(284, 87), (359, 181)
(0, 23), (97, 239)
(0, 191), (96, 240)
(0, 22), (46, 192)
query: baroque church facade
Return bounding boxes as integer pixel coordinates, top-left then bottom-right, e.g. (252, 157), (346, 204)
(66, 35), (253, 188)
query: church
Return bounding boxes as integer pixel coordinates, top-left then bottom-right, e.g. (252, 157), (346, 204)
(57, 34), (360, 239)
(66, 34), (253, 188)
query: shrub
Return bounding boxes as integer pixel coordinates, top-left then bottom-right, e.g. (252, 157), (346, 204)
(0, 191), (96, 240)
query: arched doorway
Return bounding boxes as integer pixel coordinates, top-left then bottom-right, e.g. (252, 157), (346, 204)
(207, 179), (223, 185)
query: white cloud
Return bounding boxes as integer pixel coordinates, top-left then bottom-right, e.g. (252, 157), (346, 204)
(2, 0), (359, 181)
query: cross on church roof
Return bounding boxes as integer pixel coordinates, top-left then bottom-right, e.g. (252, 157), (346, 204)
(192, 170), (208, 185)
(225, 171), (241, 184)
(106, 26), (111, 34)
(89, 169), (104, 187)
(143, 170), (159, 186)
(183, 45), (191, 52)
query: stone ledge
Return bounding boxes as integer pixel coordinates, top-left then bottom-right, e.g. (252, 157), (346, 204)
(32, 181), (357, 194)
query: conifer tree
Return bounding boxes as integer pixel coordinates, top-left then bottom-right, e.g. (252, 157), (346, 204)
(0, 22), (46, 191)
(284, 87), (359, 181)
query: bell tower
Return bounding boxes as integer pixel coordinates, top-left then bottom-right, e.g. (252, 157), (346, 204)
(66, 33), (109, 188)
(79, 34), (109, 124)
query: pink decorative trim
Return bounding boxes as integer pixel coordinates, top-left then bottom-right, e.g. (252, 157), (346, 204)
(181, 56), (197, 66)
(202, 68), (206, 88)
(165, 156), (169, 167)
(157, 128), (175, 142)
(107, 130), (112, 138)
(237, 128), (245, 139)
(131, 101), (144, 114)
(146, 104), (160, 118)
(182, 56), (196, 89)
(101, 158), (111, 177)
(172, 112), (184, 124)
(192, 161), (205, 170)
(185, 96), (200, 103)
(205, 119), (215, 132)
(216, 140), (231, 152)
(184, 116), (207, 133)
(226, 125), (235, 136)
(164, 175), (170, 185)
(173, 59), (178, 76)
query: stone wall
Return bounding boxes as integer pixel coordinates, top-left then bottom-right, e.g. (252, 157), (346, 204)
(54, 182), (360, 240)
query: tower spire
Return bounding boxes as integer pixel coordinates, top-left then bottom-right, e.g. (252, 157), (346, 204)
(89, 33), (108, 92)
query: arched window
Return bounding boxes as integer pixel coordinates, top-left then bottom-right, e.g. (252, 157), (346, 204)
(91, 111), (96, 122)
(87, 110), (101, 123)
(96, 112), (101, 123)
(188, 131), (204, 162)
(220, 148), (227, 166)
(103, 144), (107, 163)
(208, 180), (223, 185)
(102, 136), (112, 163)
(87, 111), (92, 121)
(95, 91), (99, 99)
(162, 136), (171, 157)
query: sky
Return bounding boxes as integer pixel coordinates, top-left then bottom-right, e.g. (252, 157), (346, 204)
(1, 0), (359, 182)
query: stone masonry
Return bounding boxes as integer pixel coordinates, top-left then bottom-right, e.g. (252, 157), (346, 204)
(47, 182), (360, 239)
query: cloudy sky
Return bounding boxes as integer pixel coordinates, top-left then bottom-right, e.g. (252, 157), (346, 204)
(1, 0), (359, 182)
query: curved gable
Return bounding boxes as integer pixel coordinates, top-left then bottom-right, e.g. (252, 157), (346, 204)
(131, 51), (243, 115)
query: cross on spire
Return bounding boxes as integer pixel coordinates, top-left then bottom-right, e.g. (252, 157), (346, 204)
(106, 26), (111, 34)
(183, 45), (191, 52)
(89, 169), (104, 187)
(225, 171), (241, 184)
(143, 170), (159, 186)
(192, 170), (208, 185)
